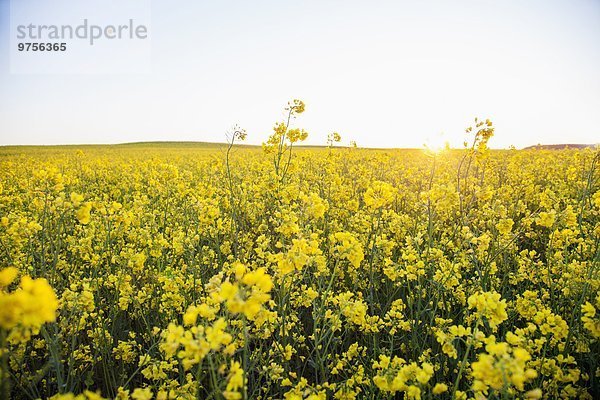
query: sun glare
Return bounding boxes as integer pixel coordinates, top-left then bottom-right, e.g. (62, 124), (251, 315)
(423, 132), (448, 154)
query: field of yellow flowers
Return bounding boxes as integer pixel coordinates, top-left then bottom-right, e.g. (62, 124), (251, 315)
(1, 106), (599, 400)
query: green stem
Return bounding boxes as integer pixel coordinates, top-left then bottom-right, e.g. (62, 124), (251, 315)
(451, 319), (480, 399)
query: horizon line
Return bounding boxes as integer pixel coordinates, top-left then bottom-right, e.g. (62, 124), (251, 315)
(1, 140), (598, 151)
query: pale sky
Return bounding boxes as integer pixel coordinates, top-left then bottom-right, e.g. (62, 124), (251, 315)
(0, 0), (599, 149)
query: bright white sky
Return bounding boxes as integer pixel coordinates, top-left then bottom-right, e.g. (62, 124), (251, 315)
(0, 0), (599, 148)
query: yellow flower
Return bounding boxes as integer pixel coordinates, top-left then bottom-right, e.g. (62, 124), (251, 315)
(0, 275), (58, 330)
(0, 266), (18, 287)
(536, 210), (556, 228)
(524, 388), (543, 399)
(332, 231), (364, 268)
(592, 191), (600, 208)
(223, 360), (245, 400)
(496, 218), (514, 235)
(468, 291), (508, 331)
(131, 388), (153, 400)
(241, 267), (273, 293)
(471, 343), (537, 393)
(49, 391), (106, 400)
(582, 301), (600, 339)
(76, 202), (93, 224)
(70, 192), (84, 207)
(432, 383), (448, 394)
(304, 192), (328, 219)
(364, 181), (395, 209)
(372, 354), (433, 395)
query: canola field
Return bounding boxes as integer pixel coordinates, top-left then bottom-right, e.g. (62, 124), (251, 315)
(0, 116), (599, 399)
